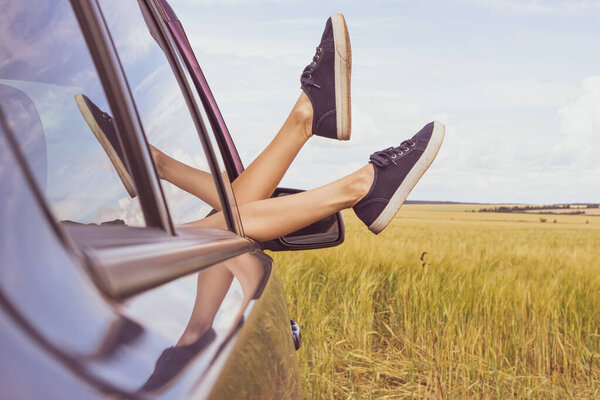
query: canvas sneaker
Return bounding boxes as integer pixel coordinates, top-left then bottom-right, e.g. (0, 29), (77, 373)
(300, 14), (351, 140)
(75, 93), (137, 198)
(353, 121), (445, 234)
(140, 328), (216, 391)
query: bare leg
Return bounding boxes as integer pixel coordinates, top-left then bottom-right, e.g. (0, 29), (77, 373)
(191, 164), (374, 242)
(176, 252), (267, 346)
(150, 145), (221, 210)
(231, 92), (312, 202)
(177, 264), (233, 346)
(151, 93), (313, 209)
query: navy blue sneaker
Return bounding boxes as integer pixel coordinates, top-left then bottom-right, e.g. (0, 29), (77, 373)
(140, 328), (216, 391)
(301, 14), (351, 140)
(75, 93), (137, 198)
(353, 121), (445, 234)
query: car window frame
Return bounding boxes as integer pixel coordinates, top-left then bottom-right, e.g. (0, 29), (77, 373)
(139, 0), (245, 235)
(72, 0), (241, 234)
(152, 0), (246, 181)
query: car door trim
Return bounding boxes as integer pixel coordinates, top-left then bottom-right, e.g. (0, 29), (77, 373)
(87, 233), (255, 300)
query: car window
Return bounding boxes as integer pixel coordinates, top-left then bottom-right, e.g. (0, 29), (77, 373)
(99, 0), (222, 226)
(0, 0), (145, 227)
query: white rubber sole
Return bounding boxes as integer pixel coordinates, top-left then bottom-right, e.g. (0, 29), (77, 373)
(368, 121), (446, 234)
(75, 93), (137, 198)
(331, 13), (351, 141)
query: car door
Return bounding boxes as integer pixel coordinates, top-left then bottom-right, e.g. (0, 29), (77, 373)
(0, 0), (300, 398)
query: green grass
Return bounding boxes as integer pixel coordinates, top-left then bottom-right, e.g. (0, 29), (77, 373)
(272, 205), (600, 399)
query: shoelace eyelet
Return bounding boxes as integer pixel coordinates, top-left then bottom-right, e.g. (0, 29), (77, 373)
(410, 142), (416, 147)
(317, 47), (322, 53)
(307, 74), (312, 79)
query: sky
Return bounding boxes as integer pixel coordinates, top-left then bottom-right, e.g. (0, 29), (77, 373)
(172, 0), (600, 204)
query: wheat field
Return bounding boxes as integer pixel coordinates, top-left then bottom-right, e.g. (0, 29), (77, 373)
(273, 205), (600, 399)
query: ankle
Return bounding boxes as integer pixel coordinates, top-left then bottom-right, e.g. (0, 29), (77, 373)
(291, 92), (313, 140)
(177, 320), (212, 346)
(149, 145), (166, 179)
(348, 164), (374, 206)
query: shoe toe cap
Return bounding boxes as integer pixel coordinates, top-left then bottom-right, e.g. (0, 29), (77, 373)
(413, 121), (435, 142)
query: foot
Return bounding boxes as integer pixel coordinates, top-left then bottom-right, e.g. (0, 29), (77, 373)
(75, 93), (137, 198)
(300, 14), (351, 140)
(140, 328), (216, 391)
(353, 121), (445, 234)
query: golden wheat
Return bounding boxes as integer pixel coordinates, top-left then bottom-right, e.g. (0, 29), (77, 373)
(273, 205), (600, 399)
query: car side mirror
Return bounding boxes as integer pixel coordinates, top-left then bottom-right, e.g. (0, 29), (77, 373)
(261, 188), (345, 252)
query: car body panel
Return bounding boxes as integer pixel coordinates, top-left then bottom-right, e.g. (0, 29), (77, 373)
(205, 260), (302, 400)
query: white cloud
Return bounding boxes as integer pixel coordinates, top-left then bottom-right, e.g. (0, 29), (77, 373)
(558, 75), (600, 140)
(556, 75), (600, 170)
(462, 0), (600, 15)
(482, 79), (576, 109)
(95, 196), (145, 226)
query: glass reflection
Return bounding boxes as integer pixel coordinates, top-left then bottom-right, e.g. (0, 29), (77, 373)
(120, 252), (268, 392)
(99, 0), (218, 225)
(0, 0), (144, 226)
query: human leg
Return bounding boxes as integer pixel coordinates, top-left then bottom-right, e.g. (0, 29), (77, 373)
(150, 92), (312, 210)
(176, 252), (268, 346)
(193, 121), (445, 239)
(193, 163), (374, 241)
(79, 15), (352, 214)
(150, 14), (351, 208)
(177, 264), (233, 346)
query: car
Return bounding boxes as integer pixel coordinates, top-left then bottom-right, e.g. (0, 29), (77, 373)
(0, 0), (345, 398)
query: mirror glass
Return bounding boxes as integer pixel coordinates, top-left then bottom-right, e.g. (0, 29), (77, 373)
(281, 213), (340, 245)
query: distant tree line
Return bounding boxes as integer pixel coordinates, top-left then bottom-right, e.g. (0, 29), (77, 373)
(478, 204), (597, 215)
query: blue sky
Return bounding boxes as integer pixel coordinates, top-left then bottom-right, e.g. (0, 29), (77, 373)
(172, 0), (600, 204)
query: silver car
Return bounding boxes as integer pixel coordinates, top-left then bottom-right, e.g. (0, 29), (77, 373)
(0, 0), (345, 398)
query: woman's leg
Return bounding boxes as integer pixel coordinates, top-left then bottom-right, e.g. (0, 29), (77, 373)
(152, 93), (313, 210)
(231, 92), (312, 202)
(191, 163), (374, 242)
(176, 253), (269, 346)
(150, 145), (221, 210)
(177, 264), (233, 346)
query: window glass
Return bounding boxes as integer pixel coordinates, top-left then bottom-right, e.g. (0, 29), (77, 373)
(172, 48), (244, 232)
(99, 0), (219, 225)
(0, 0), (145, 227)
